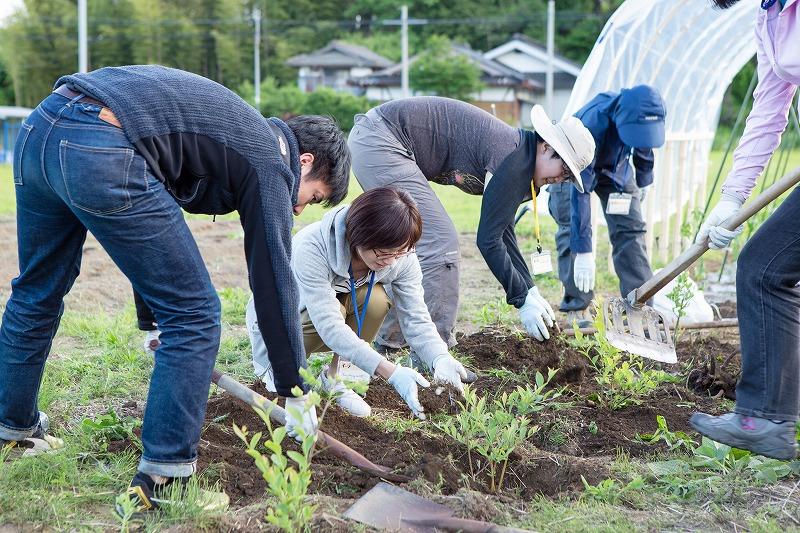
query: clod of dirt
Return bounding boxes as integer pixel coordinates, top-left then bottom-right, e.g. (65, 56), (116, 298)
(419, 383), (462, 415)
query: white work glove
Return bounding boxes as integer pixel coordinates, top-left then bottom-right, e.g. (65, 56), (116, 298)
(284, 395), (319, 442)
(431, 354), (468, 393)
(573, 252), (596, 293)
(695, 195), (745, 250)
(639, 186), (650, 203)
(519, 286), (556, 341)
(387, 366), (430, 420)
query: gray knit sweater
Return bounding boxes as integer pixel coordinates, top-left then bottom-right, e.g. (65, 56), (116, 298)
(55, 65), (306, 396)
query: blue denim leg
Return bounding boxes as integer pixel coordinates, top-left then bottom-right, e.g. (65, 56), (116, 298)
(595, 177), (654, 304)
(0, 94), (220, 476)
(735, 187), (800, 422)
(547, 182), (593, 311)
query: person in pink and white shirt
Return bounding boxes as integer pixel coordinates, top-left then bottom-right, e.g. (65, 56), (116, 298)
(691, 0), (800, 461)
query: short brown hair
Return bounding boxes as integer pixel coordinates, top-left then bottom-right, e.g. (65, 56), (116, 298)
(345, 187), (422, 257)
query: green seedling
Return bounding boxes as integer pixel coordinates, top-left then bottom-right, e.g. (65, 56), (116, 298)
(636, 415), (697, 452)
(437, 386), (537, 492)
(666, 272), (694, 344)
(502, 368), (565, 415)
(588, 421), (599, 435)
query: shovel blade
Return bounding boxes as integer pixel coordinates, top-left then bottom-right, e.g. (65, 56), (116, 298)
(343, 482), (454, 532)
(603, 298), (677, 364)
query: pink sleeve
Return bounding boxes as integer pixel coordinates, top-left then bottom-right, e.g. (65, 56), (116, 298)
(722, 17), (798, 200)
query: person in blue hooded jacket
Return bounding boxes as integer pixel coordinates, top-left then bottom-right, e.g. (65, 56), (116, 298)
(547, 85), (666, 327)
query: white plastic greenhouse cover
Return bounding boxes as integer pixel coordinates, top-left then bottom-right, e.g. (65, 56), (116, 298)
(559, 0), (759, 263)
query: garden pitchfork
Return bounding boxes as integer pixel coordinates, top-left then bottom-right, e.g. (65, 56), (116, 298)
(603, 165), (800, 364)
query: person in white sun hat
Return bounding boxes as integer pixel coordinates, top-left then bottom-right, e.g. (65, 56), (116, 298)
(349, 97), (595, 347)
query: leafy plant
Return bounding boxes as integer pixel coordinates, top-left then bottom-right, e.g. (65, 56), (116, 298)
(577, 309), (672, 410)
(436, 386), (538, 492)
(503, 368), (566, 415)
(233, 367), (340, 533)
(666, 273), (694, 344)
(636, 415), (697, 452)
(581, 475), (646, 504)
(80, 410), (141, 451)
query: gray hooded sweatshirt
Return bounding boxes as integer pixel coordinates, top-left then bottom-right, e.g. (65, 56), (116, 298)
(291, 204), (449, 375)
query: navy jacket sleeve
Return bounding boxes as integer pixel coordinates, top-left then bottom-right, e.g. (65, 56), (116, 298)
(633, 148), (655, 189)
(476, 138), (536, 309)
(570, 165), (594, 254)
(237, 168), (307, 397)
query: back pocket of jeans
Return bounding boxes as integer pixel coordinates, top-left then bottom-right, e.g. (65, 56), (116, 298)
(60, 140), (134, 215)
(13, 122), (34, 186)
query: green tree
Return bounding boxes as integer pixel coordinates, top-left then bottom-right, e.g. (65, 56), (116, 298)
(301, 86), (371, 131)
(410, 36), (483, 101)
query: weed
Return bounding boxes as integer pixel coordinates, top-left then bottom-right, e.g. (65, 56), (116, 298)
(502, 369), (565, 415)
(588, 421), (599, 435)
(81, 410), (141, 451)
(581, 475), (646, 505)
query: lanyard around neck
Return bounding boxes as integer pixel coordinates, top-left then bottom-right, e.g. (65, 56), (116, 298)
(348, 265), (376, 338)
(530, 181), (542, 254)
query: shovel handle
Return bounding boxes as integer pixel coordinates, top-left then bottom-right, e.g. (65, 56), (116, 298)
(630, 165), (800, 306)
(563, 318), (738, 337)
(210, 369), (410, 484)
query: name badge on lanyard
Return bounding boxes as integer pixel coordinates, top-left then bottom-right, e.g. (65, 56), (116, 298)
(530, 251), (553, 275)
(606, 193), (632, 216)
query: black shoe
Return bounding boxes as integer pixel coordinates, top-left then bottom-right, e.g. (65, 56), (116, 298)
(116, 471), (229, 518)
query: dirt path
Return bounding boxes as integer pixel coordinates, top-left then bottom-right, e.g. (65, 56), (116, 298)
(0, 215), (503, 332)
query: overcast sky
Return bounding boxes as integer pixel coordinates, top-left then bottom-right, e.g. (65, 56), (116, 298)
(0, 0), (24, 23)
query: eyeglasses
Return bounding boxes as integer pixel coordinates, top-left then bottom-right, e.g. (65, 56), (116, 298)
(372, 247), (416, 260)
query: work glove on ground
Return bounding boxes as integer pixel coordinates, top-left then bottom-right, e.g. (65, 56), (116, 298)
(431, 354), (468, 393)
(387, 365), (430, 420)
(284, 395), (319, 442)
(695, 195), (745, 250)
(573, 252), (596, 293)
(519, 286), (556, 341)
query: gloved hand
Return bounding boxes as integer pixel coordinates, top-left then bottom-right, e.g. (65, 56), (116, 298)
(387, 366), (430, 420)
(573, 252), (595, 293)
(284, 395), (319, 441)
(695, 195), (745, 250)
(519, 286), (556, 341)
(431, 354), (468, 393)
(639, 186), (650, 203)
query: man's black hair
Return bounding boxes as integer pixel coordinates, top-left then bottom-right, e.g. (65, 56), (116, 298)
(286, 115), (351, 207)
(710, 0), (741, 8)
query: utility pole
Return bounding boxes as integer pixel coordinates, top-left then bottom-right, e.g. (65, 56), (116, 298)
(252, 7), (262, 112)
(401, 5), (409, 98)
(546, 0), (555, 116)
(78, 0), (88, 72)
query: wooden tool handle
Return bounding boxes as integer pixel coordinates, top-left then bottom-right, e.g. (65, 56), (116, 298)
(630, 165), (800, 306)
(210, 369), (410, 483)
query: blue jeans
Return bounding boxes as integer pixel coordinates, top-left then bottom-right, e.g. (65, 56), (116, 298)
(735, 186), (800, 422)
(548, 178), (653, 311)
(0, 93), (221, 477)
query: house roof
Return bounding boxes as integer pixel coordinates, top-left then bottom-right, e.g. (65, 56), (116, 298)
(484, 33), (582, 77)
(352, 43), (542, 90)
(286, 40), (395, 69)
(0, 106), (32, 120)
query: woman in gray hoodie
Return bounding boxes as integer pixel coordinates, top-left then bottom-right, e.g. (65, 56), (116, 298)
(247, 187), (469, 418)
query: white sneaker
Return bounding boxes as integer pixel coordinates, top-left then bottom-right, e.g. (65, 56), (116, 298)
(143, 329), (161, 356)
(336, 360), (371, 385)
(320, 367), (371, 417)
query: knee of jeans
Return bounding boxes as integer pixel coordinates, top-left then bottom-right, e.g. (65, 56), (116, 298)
(736, 244), (769, 289)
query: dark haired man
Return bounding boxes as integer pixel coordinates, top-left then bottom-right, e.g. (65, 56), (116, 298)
(348, 97), (595, 352)
(0, 65), (350, 513)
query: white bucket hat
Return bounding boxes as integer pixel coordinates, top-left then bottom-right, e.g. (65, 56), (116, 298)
(530, 105), (595, 193)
